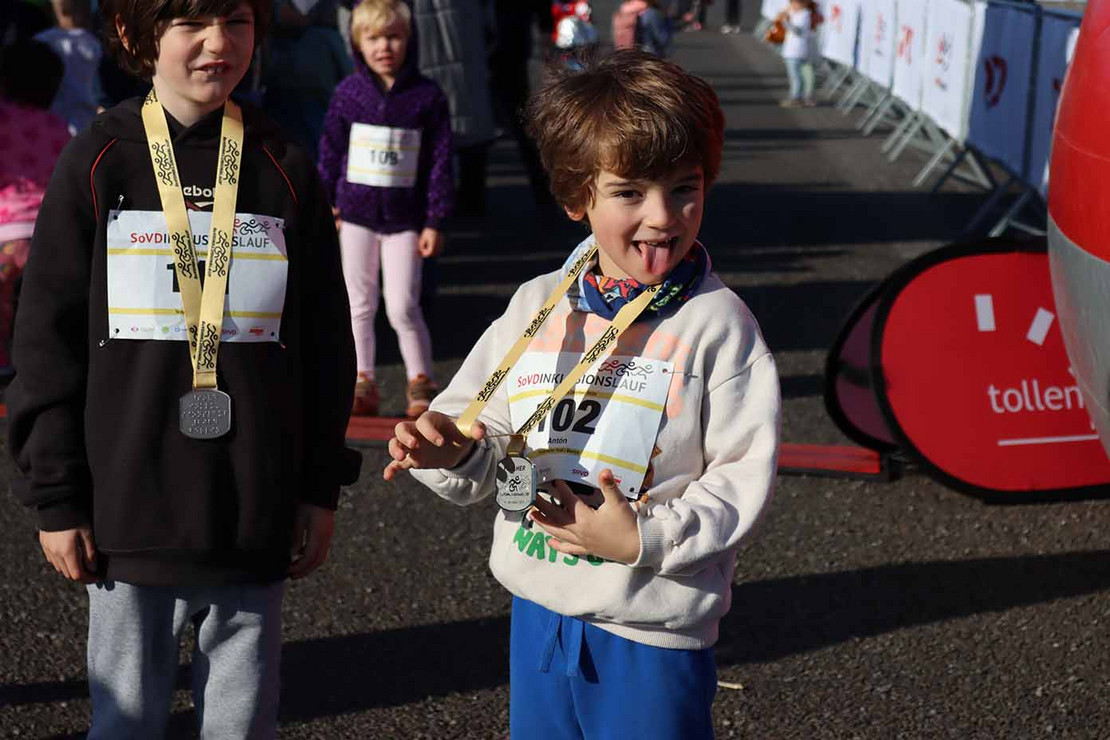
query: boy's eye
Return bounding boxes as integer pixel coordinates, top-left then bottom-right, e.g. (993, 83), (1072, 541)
(674, 185), (699, 195)
(614, 190), (640, 199)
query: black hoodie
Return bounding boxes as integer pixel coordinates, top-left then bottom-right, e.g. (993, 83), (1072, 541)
(7, 98), (360, 586)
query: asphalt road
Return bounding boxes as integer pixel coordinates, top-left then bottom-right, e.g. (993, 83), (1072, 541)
(4, 3), (1110, 738)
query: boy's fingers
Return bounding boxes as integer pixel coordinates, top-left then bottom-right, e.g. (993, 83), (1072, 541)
(416, 414), (451, 447)
(392, 421), (422, 449)
(383, 458), (416, 481)
(547, 538), (590, 557)
(388, 437), (411, 461)
(532, 495), (571, 526)
(598, 469), (626, 505)
(79, 530), (98, 571)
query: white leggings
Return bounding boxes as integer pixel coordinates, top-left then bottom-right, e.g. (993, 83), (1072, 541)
(339, 222), (433, 381)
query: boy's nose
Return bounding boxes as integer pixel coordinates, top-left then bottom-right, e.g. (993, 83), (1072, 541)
(203, 23), (233, 53)
(643, 193), (677, 229)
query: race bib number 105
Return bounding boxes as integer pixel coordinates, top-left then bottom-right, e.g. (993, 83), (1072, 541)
(508, 352), (673, 496)
(346, 123), (421, 188)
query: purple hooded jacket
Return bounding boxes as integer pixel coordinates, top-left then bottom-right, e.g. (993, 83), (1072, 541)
(318, 33), (453, 233)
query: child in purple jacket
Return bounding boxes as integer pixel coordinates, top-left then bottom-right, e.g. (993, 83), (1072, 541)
(319, 0), (454, 418)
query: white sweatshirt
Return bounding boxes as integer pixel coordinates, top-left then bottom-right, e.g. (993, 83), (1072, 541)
(411, 251), (780, 649)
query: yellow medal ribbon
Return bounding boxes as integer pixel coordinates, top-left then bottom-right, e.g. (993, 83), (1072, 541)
(141, 88), (243, 390)
(456, 243), (660, 457)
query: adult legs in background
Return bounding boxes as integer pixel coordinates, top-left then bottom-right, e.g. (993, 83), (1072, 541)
(801, 61), (816, 103)
(490, 65), (553, 207)
(456, 142), (490, 217)
(783, 57), (803, 102)
(380, 230), (434, 382)
(338, 221), (383, 378)
(727, 0), (741, 26)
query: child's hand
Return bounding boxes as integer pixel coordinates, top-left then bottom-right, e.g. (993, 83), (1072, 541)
(529, 470), (641, 565)
(417, 227), (445, 257)
(288, 503), (335, 579)
(333, 207), (342, 232)
(39, 526), (99, 583)
(383, 411), (487, 480)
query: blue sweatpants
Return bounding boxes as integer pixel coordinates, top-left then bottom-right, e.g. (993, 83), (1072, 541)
(510, 597), (717, 739)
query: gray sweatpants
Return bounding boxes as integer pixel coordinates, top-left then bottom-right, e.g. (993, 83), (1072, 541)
(86, 580), (285, 739)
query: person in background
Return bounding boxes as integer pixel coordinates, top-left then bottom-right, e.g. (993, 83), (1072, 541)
(489, 0), (553, 208)
(0, 40), (70, 375)
(1, 0), (53, 46)
(34, 0), (103, 133)
(411, 0), (497, 218)
(264, 0), (352, 160)
(612, 0), (672, 57)
(319, 0), (453, 418)
(721, 0), (742, 33)
(777, 0), (818, 107)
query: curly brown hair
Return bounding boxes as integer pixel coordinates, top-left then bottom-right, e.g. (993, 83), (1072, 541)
(525, 49), (725, 216)
(101, 0), (269, 80)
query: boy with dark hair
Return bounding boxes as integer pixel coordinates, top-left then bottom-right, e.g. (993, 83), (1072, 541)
(7, 0), (358, 736)
(384, 49), (780, 737)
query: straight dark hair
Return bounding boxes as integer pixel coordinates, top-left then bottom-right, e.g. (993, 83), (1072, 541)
(101, 0), (269, 79)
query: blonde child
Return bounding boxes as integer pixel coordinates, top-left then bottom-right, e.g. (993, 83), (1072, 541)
(384, 50), (780, 737)
(318, 0), (453, 418)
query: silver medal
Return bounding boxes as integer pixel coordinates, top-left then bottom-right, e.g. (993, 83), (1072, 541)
(495, 455), (537, 512)
(180, 388), (232, 439)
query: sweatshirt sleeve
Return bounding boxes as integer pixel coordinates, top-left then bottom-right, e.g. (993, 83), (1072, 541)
(632, 352), (780, 575)
(297, 167), (361, 508)
(423, 89), (455, 229)
(6, 137), (97, 532)
(317, 86), (350, 207)
(408, 289), (531, 505)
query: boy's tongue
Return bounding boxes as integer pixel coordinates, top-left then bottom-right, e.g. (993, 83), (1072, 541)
(636, 239), (671, 276)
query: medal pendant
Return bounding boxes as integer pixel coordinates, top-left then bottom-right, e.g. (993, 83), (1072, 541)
(495, 455), (537, 512)
(180, 388), (232, 439)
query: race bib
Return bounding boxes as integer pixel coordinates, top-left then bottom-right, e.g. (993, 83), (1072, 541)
(106, 209), (288, 342)
(346, 123), (421, 188)
(508, 352), (673, 497)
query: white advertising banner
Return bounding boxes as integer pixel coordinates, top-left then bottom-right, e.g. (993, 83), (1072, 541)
(892, 0), (928, 107)
(1029, 14), (1082, 191)
(822, 0), (861, 67)
(864, 0), (898, 86)
(965, 3), (1038, 176)
(921, 0), (974, 141)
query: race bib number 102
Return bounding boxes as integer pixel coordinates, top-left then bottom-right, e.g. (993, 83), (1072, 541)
(508, 352), (673, 497)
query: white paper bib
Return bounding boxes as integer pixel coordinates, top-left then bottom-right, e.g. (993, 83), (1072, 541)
(346, 123), (421, 188)
(508, 352), (673, 496)
(106, 209), (288, 342)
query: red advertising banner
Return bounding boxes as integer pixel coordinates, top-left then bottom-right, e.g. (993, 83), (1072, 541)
(870, 241), (1110, 497)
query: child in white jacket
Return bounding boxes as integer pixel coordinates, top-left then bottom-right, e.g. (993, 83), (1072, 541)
(384, 49), (780, 738)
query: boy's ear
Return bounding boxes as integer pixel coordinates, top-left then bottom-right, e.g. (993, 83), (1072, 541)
(114, 15), (132, 54)
(564, 206), (586, 222)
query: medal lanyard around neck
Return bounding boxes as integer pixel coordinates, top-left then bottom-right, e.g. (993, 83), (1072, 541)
(455, 243), (660, 457)
(141, 89), (244, 390)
